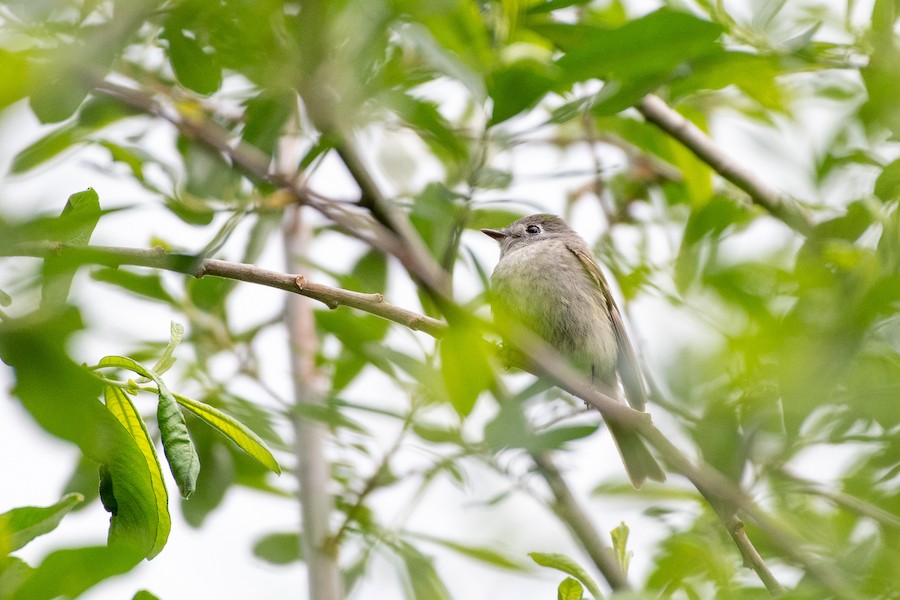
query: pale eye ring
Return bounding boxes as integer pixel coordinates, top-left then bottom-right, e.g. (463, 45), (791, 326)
(525, 225), (541, 234)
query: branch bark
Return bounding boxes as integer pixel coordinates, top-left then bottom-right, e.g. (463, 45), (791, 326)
(4, 242), (446, 338)
(637, 94), (815, 237)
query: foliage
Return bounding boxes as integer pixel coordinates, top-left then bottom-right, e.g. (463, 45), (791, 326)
(1, 0), (899, 598)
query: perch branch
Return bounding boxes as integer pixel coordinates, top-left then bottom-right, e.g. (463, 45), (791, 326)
(4, 242), (447, 338)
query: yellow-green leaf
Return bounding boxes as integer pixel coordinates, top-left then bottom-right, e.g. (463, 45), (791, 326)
(104, 386), (170, 559)
(175, 393), (281, 474)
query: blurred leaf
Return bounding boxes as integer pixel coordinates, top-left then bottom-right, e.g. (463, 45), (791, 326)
(151, 322), (184, 376)
(175, 393), (281, 474)
(133, 591), (161, 600)
(413, 534), (529, 571)
(163, 26), (222, 95)
(13, 97), (142, 173)
(526, 0), (592, 15)
(396, 541), (452, 600)
(176, 135), (241, 200)
(553, 9), (723, 84)
(529, 552), (602, 600)
(242, 90), (296, 156)
(341, 250), (388, 294)
(179, 415), (234, 528)
(41, 188), (101, 308)
(90, 268), (177, 304)
(164, 196), (216, 225)
(488, 59), (556, 124)
(557, 577), (583, 600)
(412, 423), (464, 445)
(874, 159), (900, 201)
(813, 201), (874, 241)
(610, 522), (632, 576)
(0, 493), (83, 554)
(0, 50), (31, 111)
(439, 324), (493, 417)
(253, 531), (303, 565)
(533, 424), (599, 449)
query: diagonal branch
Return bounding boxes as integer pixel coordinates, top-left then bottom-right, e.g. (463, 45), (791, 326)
(637, 94), (815, 236)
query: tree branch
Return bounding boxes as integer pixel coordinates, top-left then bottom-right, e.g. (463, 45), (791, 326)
(283, 206), (343, 600)
(4, 242), (447, 338)
(531, 451), (630, 592)
(637, 94), (815, 237)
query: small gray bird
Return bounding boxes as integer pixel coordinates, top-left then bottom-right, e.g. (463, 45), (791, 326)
(482, 214), (665, 488)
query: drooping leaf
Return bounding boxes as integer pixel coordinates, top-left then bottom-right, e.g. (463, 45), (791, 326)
(0, 312), (166, 560)
(157, 383), (201, 499)
(103, 386), (170, 558)
(97, 355), (201, 498)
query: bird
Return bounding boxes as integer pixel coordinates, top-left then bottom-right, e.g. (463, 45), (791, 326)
(482, 213), (665, 488)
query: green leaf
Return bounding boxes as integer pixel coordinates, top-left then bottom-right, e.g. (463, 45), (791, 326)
(10, 545), (142, 600)
(0, 494), (83, 553)
(252, 531), (303, 565)
(157, 384), (201, 499)
(412, 533), (529, 571)
(439, 324), (494, 417)
(554, 9), (723, 84)
(0, 49), (31, 111)
(151, 322), (185, 376)
(133, 591), (161, 600)
(875, 159), (900, 201)
(163, 27), (222, 95)
(174, 393), (281, 474)
(488, 59), (557, 125)
(557, 577), (584, 600)
(97, 355), (202, 498)
(10, 126), (82, 174)
(396, 542), (452, 600)
(0, 312), (165, 559)
(529, 552), (603, 600)
(103, 386), (171, 558)
(242, 90), (296, 156)
(610, 522), (632, 576)
(41, 188), (102, 307)
(13, 97), (143, 173)
(90, 268), (177, 304)
(534, 424), (600, 449)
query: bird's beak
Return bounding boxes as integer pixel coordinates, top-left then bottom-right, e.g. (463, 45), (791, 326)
(481, 228), (507, 241)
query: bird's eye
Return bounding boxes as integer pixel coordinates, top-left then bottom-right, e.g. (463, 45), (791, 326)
(525, 225), (541, 234)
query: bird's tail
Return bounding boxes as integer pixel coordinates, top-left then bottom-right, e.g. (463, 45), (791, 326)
(608, 422), (666, 489)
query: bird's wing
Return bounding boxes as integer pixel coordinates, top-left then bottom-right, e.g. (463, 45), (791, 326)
(566, 242), (647, 411)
